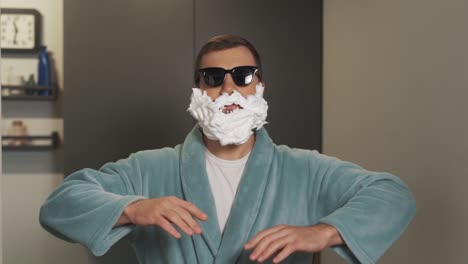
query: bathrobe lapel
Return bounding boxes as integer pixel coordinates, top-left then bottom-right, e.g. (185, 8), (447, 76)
(180, 125), (275, 263)
(180, 126), (222, 257)
(214, 127), (275, 264)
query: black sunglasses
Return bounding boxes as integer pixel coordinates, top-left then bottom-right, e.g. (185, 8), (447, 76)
(199, 66), (258, 87)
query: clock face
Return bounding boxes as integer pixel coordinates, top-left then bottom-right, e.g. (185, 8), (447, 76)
(0, 8), (41, 54)
(1, 14), (36, 49)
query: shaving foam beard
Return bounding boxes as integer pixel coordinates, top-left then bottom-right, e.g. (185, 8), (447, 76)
(188, 84), (268, 146)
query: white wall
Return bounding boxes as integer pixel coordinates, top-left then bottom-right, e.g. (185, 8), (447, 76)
(1, 1), (88, 263)
(322, 0), (468, 263)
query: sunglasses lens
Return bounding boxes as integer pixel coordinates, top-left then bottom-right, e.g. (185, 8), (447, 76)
(232, 67), (256, 86)
(203, 68), (225, 87)
(200, 66), (257, 87)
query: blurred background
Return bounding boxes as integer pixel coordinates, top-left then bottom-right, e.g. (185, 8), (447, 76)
(1, 0), (467, 263)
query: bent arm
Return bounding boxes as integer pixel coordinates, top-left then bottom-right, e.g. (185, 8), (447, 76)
(39, 154), (146, 256)
(311, 152), (416, 264)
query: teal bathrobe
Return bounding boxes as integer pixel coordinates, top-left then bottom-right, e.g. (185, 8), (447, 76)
(40, 126), (416, 263)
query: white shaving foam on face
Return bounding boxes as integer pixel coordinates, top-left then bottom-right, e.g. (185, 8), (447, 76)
(188, 84), (268, 146)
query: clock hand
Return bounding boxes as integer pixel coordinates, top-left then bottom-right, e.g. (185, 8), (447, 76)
(13, 21), (19, 45)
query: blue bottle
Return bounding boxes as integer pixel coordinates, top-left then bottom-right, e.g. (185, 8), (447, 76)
(38, 46), (51, 95)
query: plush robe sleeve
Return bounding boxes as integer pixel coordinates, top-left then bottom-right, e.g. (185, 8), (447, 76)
(311, 152), (416, 264)
(39, 153), (147, 256)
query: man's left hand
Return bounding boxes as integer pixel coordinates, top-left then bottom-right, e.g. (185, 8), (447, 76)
(244, 223), (344, 263)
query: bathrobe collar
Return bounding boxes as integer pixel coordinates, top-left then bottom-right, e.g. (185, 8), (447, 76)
(180, 125), (275, 262)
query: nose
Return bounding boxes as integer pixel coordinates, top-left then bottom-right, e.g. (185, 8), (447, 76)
(221, 73), (236, 95)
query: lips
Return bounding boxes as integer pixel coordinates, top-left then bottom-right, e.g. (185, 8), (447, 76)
(223, 104), (242, 114)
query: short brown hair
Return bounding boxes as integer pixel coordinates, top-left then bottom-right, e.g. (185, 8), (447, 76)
(194, 35), (263, 86)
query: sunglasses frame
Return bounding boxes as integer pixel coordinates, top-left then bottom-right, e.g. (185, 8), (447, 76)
(198, 66), (259, 87)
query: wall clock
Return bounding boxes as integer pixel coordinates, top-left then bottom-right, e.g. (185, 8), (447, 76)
(0, 8), (41, 55)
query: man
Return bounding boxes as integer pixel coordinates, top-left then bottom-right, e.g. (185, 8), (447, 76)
(40, 35), (416, 264)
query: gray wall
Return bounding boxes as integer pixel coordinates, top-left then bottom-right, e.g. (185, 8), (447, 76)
(64, 0), (195, 174)
(64, 0), (323, 175)
(322, 0), (468, 263)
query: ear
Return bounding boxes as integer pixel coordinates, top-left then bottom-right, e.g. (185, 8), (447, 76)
(256, 82), (266, 96)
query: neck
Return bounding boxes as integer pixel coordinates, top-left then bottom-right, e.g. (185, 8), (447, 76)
(203, 134), (255, 160)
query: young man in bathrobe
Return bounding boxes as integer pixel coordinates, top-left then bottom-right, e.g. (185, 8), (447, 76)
(40, 35), (416, 264)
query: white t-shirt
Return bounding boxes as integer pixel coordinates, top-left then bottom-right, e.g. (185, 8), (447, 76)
(204, 148), (250, 232)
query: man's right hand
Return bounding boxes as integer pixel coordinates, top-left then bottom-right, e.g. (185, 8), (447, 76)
(114, 196), (208, 239)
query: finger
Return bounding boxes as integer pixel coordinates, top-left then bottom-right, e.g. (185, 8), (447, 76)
(249, 228), (291, 261)
(180, 201), (208, 221)
(273, 244), (295, 263)
(245, 225), (288, 250)
(174, 207), (202, 234)
(257, 235), (291, 262)
(157, 218), (181, 239)
(164, 211), (194, 236)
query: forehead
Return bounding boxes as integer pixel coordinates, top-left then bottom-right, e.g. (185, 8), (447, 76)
(200, 46), (256, 69)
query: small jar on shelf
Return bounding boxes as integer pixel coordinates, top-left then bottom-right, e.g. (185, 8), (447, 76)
(4, 120), (32, 146)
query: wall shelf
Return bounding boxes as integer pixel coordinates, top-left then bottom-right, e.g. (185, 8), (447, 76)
(2, 132), (60, 151)
(1, 84), (59, 100)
